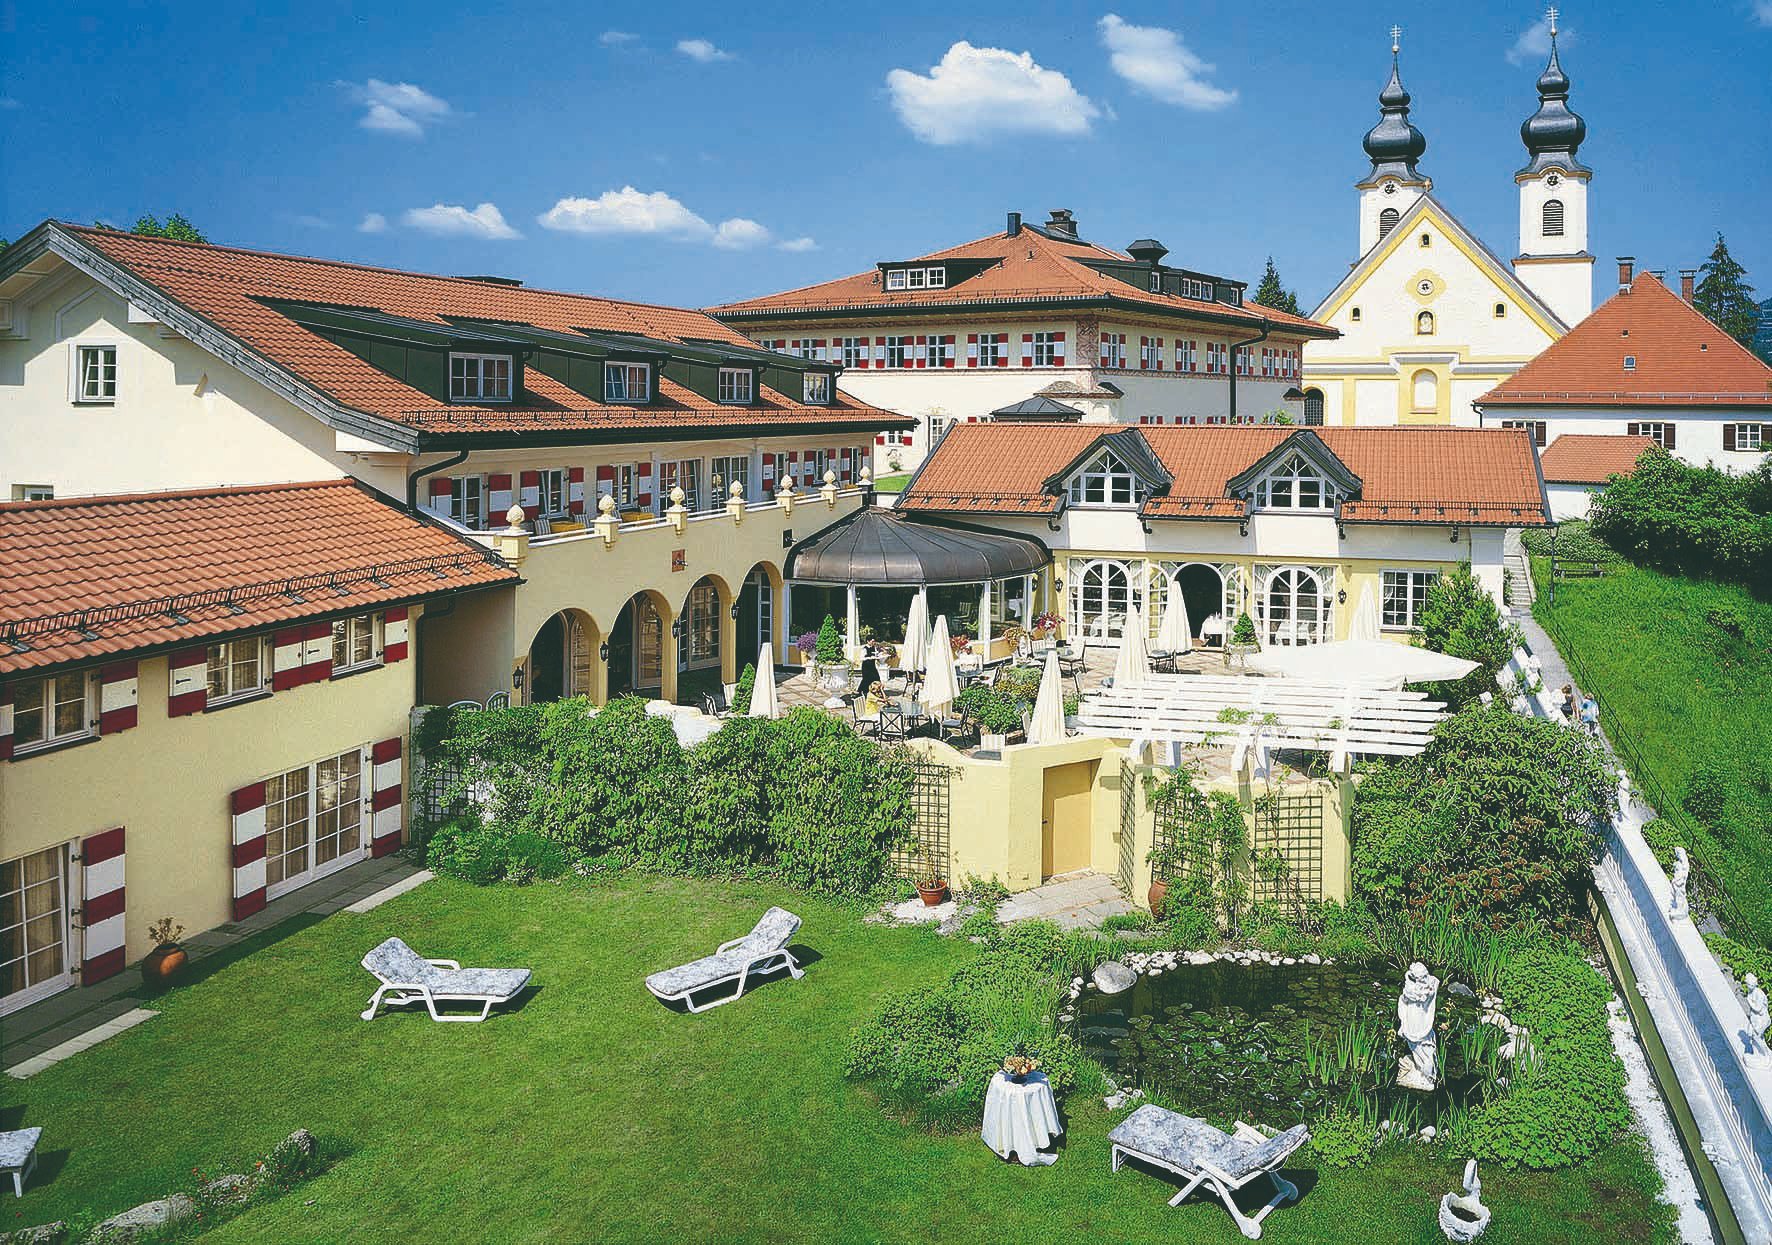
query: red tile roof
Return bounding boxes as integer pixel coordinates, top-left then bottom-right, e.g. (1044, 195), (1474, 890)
(899, 423), (1548, 526)
(55, 225), (907, 438)
(1481, 274), (1772, 408)
(1537, 434), (1658, 484)
(0, 480), (517, 674)
(708, 226), (1334, 338)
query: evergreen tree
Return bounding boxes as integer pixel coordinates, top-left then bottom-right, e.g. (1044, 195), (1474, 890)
(93, 214), (208, 243)
(1251, 256), (1301, 316)
(1691, 233), (1759, 349)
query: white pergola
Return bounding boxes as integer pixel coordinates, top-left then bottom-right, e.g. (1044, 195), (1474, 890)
(1075, 673), (1447, 773)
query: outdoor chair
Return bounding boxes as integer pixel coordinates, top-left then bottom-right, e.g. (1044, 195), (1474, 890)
(644, 906), (804, 1014)
(1109, 1105), (1309, 1240)
(701, 689), (731, 718)
(360, 937), (532, 1023)
(849, 697), (879, 737)
(876, 704), (908, 742)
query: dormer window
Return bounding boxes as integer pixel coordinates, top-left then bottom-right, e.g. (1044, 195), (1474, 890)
(1149, 271), (1162, 293)
(886, 266), (944, 291)
(907, 268), (927, 289)
(605, 362), (651, 403)
(1253, 452), (1336, 511)
(886, 269), (907, 290)
(718, 367), (755, 404)
(449, 352), (513, 403)
(927, 267), (946, 288)
(802, 372), (831, 404)
(1066, 449), (1145, 507)
(1623, 355), (1637, 372)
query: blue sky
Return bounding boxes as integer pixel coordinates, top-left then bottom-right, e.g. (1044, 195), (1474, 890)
(3, 1), (1769, 313)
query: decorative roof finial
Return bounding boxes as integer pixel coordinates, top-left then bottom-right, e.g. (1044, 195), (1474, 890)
(1518, 5), (1588, 176)
(1390, 24), (1402, 56)
(1546, 6), (1558, 40)
(1362, 26), (1427, 183)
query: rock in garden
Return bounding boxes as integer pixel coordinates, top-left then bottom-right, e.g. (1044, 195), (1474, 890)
(201, 1172), (256, 1203)
(0, 1224), (68, 1245)
(1093, 960), (1138, 994)
(92, 1194), (196, 1242)
(1448, 981), (1475, 998)
(1419, 1125), (1437, 1142)
(272, 1129), (318, 1165)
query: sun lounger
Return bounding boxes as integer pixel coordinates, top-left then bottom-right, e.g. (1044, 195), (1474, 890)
(0, 1128), (41, 1197)
(360, 937), (531, 1023)
(644, 906), (803, 1013)
(1109, 1104), (1308, 1239)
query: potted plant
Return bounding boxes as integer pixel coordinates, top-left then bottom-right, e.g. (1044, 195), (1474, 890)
(1032, 610), (1062, 640)
(949, 632), (972, 657)
(1002, 1039), (1041, 1084)
(141, 917), (187, 986)
(1225, 611), (1260, 667)
(795, 630), (820, 668)
(1145, 845), (1182, 917)
(911, 842), (949, 906)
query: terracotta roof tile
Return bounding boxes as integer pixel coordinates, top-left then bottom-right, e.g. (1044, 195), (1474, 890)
(708, 227), (1334, 337)
(1481, 274), (1772, 408)
(1537, 434), (1657, 484)
(0, 480), (517, 674)
(61, 226), (907, 436)
(899, 423), (1547, 526)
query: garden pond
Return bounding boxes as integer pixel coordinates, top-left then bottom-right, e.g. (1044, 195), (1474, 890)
(1073, 958), (1507, 1128)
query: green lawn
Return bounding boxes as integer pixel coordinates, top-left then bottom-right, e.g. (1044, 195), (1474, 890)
(872, 472), (913, 494)
(2, 875), (1673, 1243)
(1531, 556), (1772, 945)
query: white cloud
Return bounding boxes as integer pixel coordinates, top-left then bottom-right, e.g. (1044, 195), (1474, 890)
(345, 79), (451, 138)
(600, 30), (640, 46)
(538, 187), (712, 238)
(886, 41), (1099, 146)
(777, 236), (818, 253)
(1754, 1), (1772, 27)
(712, 218), (771, 250)
(676, 38), (733, 63)
(1098, 14), (1236, 111)
(358, 212), (388, 234)
(400, 202), (520, 240)
(1506, 16), (1574, 65)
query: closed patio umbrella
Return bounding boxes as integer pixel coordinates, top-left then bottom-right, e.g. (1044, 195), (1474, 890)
(921, 615), (960, 720)
(1349, 583), (1381, 643)
(1157, 587), (1192, 655)
(749, 642), (780, 719)
(900, 591), (929, 673)
(1113, 604), (1150, 689)
(1244, 638), (1478, 688)
(1026, 648), (1067, 745)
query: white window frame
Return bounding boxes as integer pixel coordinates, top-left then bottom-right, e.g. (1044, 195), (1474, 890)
(263, 748), (368, 901)
(660, 458), (702, 513)
(448, 352), (513, 403)
(885, 336), (910, 368)
(0, 844), (73, 1016)
(11, 485), (54, 502)
(1628, 421), (1671, 447)
(1500, 419), (1547, 448)
(538, 467), (568, 517)
(1623, 355), (1637, 372)
(907, 268), (927, 289)
(1066, 450), (1145, 507)
(1733, 423), (1764, 451)
(1141, 338), (1162, 370)
(331, 614), (383, 675)
(802, 372), (831, 404)
(1101, 333), (1126, 368)
(925, 267), (947, 288)
(840, 337), (869, 368)
(70, 342), (118, 404)
(1149, 272), (1162, 293)
(717, 367), (755, 404)
(8, 670), (94, 755)
(885, 269), (908, 290)
(604, 362), (652, 403)
(206, 635), (270, 705)
(1031, 331), (1059, 367)
(1381, 569), (1439, 631)
(449, 474), (487, 529)
(1253, 452), (1336, 511)
(976, 336), (1003, 367)
(710, 455), (751, 503)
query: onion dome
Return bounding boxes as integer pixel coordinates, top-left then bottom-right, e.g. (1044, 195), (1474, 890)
(1518, 21), (1590, 176)
(1361, 43), (1427, 184)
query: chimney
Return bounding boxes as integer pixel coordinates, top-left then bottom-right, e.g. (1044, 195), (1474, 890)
(1044, 209), (1078, 240)
(1680, 269), (1697, 302)
(1648, 268), (1666, 283)
(1616, 256), (1635, 292)
(1006, 211), (1022, 237)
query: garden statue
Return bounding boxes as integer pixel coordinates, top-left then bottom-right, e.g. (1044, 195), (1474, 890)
(1397, 961), (1441, 1091)
(1438, 1159), (1491, 1241)
(1742, 973), (1770, 1059)
(1668, 847), (1690, 920)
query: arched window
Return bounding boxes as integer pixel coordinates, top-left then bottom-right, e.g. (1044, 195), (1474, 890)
(1416, 310), (1435, 335)
(1065, 450), (1146, 506)
(1542, 199), (1565, 238)
(1494, 302), (1507, 319)
(1302, 389), (1325, 426)
(1070, 560), (1139, 638)
(1253, 452), (1335, 510)
(1411, 369), (1438, 412)
(1350, 307), (1362, 322)
(1378, 208), (1400, 240)
(1262, 567), (1328, 646)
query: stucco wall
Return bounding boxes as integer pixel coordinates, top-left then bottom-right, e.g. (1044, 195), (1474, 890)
(1477, 404), (1771, 472)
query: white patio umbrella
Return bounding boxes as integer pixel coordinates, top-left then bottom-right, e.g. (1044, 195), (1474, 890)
(1026, 648), (1067, 745)
(748, 642), (780, 719)
(1112, 604), (1150, 689)
(1157, 586), (1193, 655)
(1244, 638), (1478, 689)
(1348, 583), (1382, 643)
(900, 591), (929, 673)
(921, 614), (961, 720)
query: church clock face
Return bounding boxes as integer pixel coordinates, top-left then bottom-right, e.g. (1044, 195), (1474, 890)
(1545, 171), (1563, 188)
(1382, 181), (1399, 196)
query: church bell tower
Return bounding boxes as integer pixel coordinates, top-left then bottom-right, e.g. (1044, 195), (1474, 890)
(1356, 27), (1431, 257)
(1513, 8), (1593, 325)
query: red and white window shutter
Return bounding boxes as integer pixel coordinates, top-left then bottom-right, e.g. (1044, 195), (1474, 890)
(230, 781), (268, 919)
(97, 661), (138, 734)
(567, 467), (585, 516)
(383, 607), (410, 663)
(487, 473), (514, 519)
(0, 684), (13, 761)
(1052, 332), (1066, 366)
(80, 827), (126, 982)
(371, 737), (404, 857)
(518, 471), (541, 520)
(1021, 333), (1034, 367)
(168, 647), (208, 716)
(271, 627), (307, 691)
(966, 333), (979, 368)
(636, 462), (653, 509)
(302, 621), (332, 684)
(425, 477), (452, 519)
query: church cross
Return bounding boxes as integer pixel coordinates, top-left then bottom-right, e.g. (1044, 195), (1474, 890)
(1546, 7), (1558, 37)
(1390, 24), (1402, 54)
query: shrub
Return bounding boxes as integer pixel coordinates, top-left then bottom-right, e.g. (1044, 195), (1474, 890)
(1682, 760), (1733, 826)
(1640, 818), (1684, 870)
(1415, 563), (1522, 708)
(816, 614), (844, 663)
(761, 708), (914, 894)
(502, 831), (567, 884)
(426, 817), (512, 885)
(1704, 932), (1772, 985)
(1161, 897), (1219, 949)
(732, 662), (757, 715)
(1520, 519), (1623, 566)
(1306, 1108), (1376, 1169)
(1231, 612), (1258, 646)
(1704, 602), (1748, 638)
(954, 685), (1026, 734)
(1589, 446), (1772, 591)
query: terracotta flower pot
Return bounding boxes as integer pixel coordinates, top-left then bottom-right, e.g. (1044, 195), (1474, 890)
(142, 943), (188, 987)
(1147, 878), (1170, 918)
(917, 880), (949, 907)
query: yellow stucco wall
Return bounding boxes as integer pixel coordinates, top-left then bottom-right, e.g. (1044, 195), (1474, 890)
(0, 638), (419, 969)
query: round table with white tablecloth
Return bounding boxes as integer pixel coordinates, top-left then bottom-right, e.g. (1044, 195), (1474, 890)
(981, 1070), (1062, 1166)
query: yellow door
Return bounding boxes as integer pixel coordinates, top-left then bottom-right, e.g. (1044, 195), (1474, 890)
(1042, 760), (1098, 879)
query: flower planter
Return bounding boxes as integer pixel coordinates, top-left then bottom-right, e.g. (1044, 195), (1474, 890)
(141, 942), (188, 988)
(1147, 878), (1169, 917)
(917, 879), (949, 907)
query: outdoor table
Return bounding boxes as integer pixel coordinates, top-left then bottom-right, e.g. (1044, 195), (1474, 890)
(981, 1071), (1061, 1166)
(1150, 649), (1176, 673)
(896, 699), (928, 732)
(1200, 615), (1226, 647)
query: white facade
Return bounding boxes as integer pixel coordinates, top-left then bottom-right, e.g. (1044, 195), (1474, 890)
(1514, 169), (1593, 328)
(1358, 176), (1428, 257)
(1477, 403), (1772, 472)
(1546, 482), (1599, 521)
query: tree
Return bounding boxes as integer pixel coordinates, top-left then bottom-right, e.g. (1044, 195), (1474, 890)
(93, 214), (208, 243)
(1415, 563), (1522, 708)
(1251, 256), (1301, 316)
(1691, 233), (1759, 349)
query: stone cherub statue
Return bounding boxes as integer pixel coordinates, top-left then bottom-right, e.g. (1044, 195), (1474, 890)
(1439, 1159), (1491, 1241)
(1743, 973), (1770, 1060)
(1668, 846), (1690, 920)
(1397, 960), (1442, 1092)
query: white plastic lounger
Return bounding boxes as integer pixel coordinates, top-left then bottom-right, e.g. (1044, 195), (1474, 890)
(1109, 1104), (1309, 1240)
(360, 937), (531, 1023)
(644, 906), (804, 1013)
